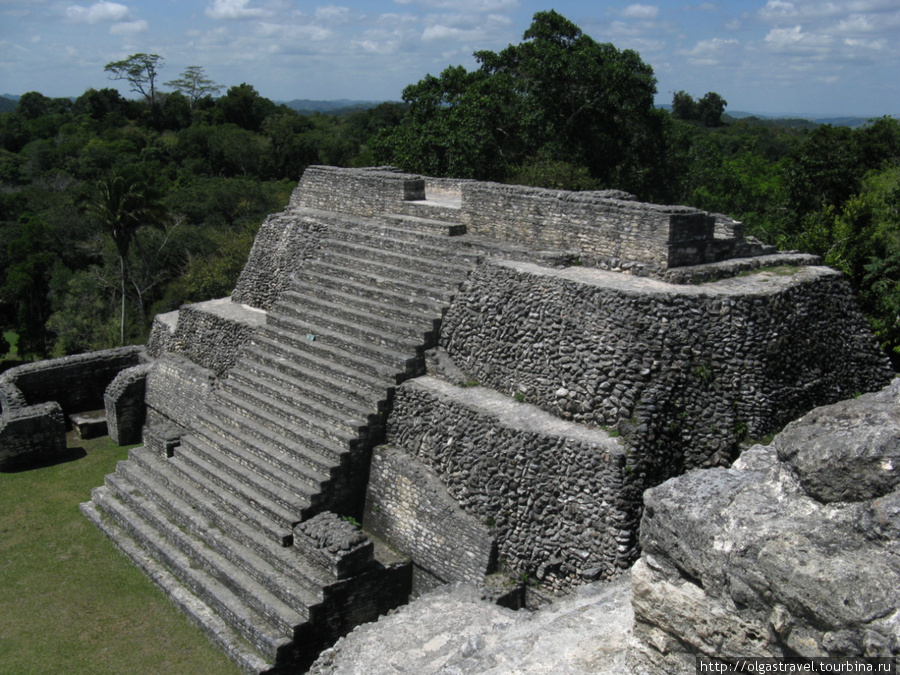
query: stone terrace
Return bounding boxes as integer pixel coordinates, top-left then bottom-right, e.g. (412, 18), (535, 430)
(70, 166), (893, 673)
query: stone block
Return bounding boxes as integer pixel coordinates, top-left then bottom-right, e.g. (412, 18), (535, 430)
(69, 410), (108, 440)
(0, 401), (66, 471)
(293, 512), (374, 579)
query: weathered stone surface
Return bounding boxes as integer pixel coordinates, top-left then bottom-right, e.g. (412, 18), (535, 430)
(294, 512), (374, 579)
(440, 260), (893, 484)
(0, 346), (145, 416)
(70, 410), (108, 440)
(309, 578), (633, 675)
(370, 376), (630, 592)
(631, 380), (900, 673)
(775, 379), (900, 502)
(0, 401), (66, 470)
(104, 363), (151, 445)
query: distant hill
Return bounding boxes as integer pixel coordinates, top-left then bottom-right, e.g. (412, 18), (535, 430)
(728, 110), (882, 128)
(279, 99), (388, 115)
(0, 96), (18, 113)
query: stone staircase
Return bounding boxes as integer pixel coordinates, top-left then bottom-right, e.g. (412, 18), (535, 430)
(81, 209), (478, 673)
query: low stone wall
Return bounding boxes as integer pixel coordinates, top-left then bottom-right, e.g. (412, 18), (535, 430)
(0, 346), (145, 416)
(0, 378), (28, 413)
(366, 376), (630, 591)
(459, 182), (714, 274)
(0, 401), (66, 471)
(630, 380), (900, 672)
(440, 260), (893, 482)
(295, 166), (425, 217)
(105, 363), (152, 445)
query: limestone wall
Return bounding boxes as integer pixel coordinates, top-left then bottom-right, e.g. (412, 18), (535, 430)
(460, 182), (714, 274)
(440, 261), (894, 480)
(0, 346), (145, 415)
(364, 444), (497, 591)
(0, 401), (66, 470)
(104, 364), (152, 445)
(168, 300), (266, 377)
(232, 208), (329, 310)
(294, 165), (425, 216)
(144, 354), (216, 433)
(366, 376), (630, 591)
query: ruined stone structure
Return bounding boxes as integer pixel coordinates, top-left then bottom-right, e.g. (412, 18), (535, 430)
(1, 166), (893, 673)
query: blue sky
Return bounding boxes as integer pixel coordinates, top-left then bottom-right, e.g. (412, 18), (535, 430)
(1, 0), (898, 117)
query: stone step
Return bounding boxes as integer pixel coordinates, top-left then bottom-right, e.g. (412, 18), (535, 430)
(318, 215), (463, 246)
(397, 202), (465, 224)
(322, 224), (480, 267)
(89, 484), (293, 662)
(196, 405), (341, 482)
(244, 336), (397, 399)
(266, 310), (424, 370)
(225, 367), (377, 431)
(211, 385), (363, 454)
(314, 247), (467, 293)
(316, 235), (472, 278)
(131, 447), (294, 547)
(302, 259), (457, 307)
(176, 435), (307, 530)
(114, 454), (331, 599)
(282, 273), (444, 331)
(80, 500), (273, 675)
(255, 327), (416, 384)
(103, 472), (313, 636)
(274, 290), (438, 344)
(191, 415), (332, 495)
(234, 352), (387, 416)
(277, 287), (441, 339)
(381, 212), (466, 236)
(182, 428), (318, 517)
(220, 374), (370, 437)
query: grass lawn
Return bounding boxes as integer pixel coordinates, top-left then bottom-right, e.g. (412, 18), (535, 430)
(0, 434), (241, 675)
(2, 331), (18, 361)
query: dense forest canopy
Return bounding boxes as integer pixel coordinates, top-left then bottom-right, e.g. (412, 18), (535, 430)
(1, 11), (899, 369)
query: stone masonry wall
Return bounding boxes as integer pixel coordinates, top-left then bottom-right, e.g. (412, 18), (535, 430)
(369, 376), (631, 591)
(105, 363), (152, 445)
(460, 182), (715, 274)
(232, 207), (329, 310)
(144, 354), (216, 433)
(0, 346), (145, 416)
(168, 300), (266, 377)
(295, 166), (425, 216)
(440, 261), (894, 485)
(364, 444), (497, 591)
(0, 401), (66, 471)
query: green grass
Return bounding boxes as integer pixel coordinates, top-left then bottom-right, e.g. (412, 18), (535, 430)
(2, 331), (19, 361)
(0, 434), (240, 675)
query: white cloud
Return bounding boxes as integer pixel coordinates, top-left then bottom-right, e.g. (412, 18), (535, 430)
(678, 37), (738, 65)
(423, 24), (465, 40)
(205, 0), (271, 20)
(66, 1), (129, 24)
(315, 6), (359, 24)
(620, 4), (659, 20)
(399, 0), (518, 11)
(759, 0), (797, 20)
(763, 24), (833, 54)
(109, 19), (146, 35)
(257, 22), (332, 41)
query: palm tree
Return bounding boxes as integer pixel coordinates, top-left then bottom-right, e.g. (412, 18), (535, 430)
(90, 173), (170, 346)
